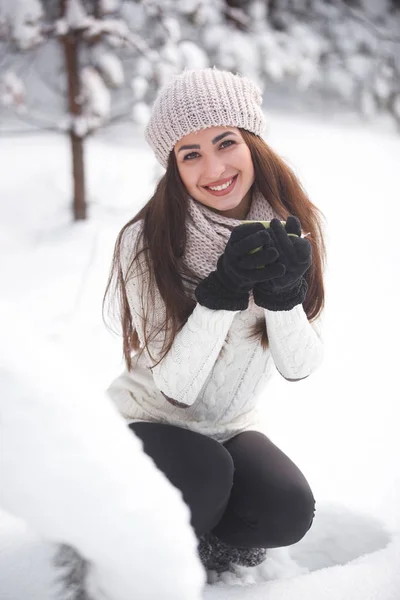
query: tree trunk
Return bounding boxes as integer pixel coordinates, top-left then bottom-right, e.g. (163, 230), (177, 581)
(61, 23), (87, 220)
(70, 126), (86, 220)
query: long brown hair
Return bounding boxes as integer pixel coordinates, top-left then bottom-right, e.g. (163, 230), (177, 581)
(103, 130), (326, 370)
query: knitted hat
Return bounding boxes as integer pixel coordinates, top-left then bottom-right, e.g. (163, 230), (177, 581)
(145, 67), (266, 168)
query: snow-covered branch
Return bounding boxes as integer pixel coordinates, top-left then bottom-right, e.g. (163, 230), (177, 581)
(0, 0), (44, 50)
(81, 65), (110, 118)
(0, 70), (25, 108)
(2, 0), (400, 146)
(93, 50), (124, 87)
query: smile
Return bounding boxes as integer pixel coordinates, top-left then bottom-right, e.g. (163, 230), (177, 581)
(204, 175), (238, 196)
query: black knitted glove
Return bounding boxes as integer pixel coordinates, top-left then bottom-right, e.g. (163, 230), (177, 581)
(195, 222), (285, 311)
(253, 216), (312, 311)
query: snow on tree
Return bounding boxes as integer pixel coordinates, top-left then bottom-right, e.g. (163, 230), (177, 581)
(81, 66), (111, 122)
(1, 0), (400, 223)
(179, 41), (209, 70)
(93, 50), (125, 87)
(0, 0), (44, 50)
(0, 0), (175, 220)
(0, 71), (26, 109)
(99, 0), (121, 15)
(64, 0), (90, 29)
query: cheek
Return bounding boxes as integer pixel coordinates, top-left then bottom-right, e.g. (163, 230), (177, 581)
(239, 152), (254, 181)
(234, 148), (253, 172)
(248, 161), (255, 181)
(178, 166), (198, 191)
(177, 168), (190, 190)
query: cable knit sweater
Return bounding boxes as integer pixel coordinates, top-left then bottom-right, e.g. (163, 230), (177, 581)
(107, 220), (323, 443)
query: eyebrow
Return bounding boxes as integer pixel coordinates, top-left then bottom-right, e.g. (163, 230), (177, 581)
(177, 131), (238, 153)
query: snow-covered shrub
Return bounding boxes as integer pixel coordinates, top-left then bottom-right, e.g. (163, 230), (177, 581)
(1, 0), (400, 135)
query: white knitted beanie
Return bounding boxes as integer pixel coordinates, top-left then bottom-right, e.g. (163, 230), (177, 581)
(145, 67), (266, 168)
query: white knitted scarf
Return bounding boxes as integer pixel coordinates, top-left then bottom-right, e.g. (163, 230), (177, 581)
(183, 185), (280, 282)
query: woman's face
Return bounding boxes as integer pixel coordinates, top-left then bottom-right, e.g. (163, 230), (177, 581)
(173, 126), (255, 220)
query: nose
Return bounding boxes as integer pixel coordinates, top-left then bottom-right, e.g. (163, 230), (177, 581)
(202, 154), (226, 183)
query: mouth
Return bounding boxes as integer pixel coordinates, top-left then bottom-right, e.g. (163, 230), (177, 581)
(203, 174), (238, 197)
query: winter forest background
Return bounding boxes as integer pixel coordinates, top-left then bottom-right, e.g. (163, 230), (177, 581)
(1, 0), (400, 219)
(1, 2), (400, 600)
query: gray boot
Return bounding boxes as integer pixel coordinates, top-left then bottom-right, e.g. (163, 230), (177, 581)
(198, 533), (266, 573)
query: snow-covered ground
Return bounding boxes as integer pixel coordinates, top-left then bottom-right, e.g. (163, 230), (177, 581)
(1, 110), (399, 599)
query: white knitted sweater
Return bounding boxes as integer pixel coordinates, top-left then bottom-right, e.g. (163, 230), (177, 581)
(107, 220), (323, 443)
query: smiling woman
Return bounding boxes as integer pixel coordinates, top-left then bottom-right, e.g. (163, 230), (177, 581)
(103, 67), (326, 575)
(174, 128), (255, 219)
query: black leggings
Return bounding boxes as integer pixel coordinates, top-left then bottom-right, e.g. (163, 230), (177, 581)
(129, 422), (315, 549)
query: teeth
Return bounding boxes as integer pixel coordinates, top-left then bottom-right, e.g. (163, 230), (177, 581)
(209, 178), (233, 191)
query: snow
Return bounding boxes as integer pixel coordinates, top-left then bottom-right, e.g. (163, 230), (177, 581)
(179, 40), (209, 71)
(2, 1), (400, 134)
(131, 75), (148, 101)
(0, 70), (26, 107)
(178, 0), (206, 15)
(0, 303), (204, 600)
(85, 17), (131, 42)
(0, 109), (400, 599)
(81, 66), (111, 121)
(94, 51), (124, 88)
(163, 17), (182, 44)
(54, 18), (68, 36)
(217, 30), (261, 81)
(132, 101), (151, 125)
(3, 0), (44, 50)
(64, 0), (90, 30)
(99, 0), (121, 15)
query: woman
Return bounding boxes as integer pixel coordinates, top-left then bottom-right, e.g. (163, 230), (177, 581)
(104, 67), (326, 573)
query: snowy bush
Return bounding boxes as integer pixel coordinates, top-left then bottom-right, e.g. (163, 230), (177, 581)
(1, 0), (400, 132)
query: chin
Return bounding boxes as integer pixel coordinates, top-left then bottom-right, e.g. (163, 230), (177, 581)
(218, 197), (243, 211)
(218, 204), (240, 213)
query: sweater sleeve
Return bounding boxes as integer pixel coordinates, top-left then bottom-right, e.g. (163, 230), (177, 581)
(264, 304), (323, 380)
(121, 223), (237, 407)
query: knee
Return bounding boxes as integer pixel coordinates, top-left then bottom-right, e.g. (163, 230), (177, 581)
(278, 483), (316, 546)
(249, 481), (315, 548)
(200, 439), (235, 507)
(189, 437), (235, 536)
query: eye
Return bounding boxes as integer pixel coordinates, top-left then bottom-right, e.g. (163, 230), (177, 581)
(182, 139), (235, 161)
(220, 139), (235, 149)
(183, 151), (200, 161)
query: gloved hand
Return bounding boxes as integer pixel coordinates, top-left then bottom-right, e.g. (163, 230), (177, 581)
(195, 222), (285, 311)
(253, 216), (312, 311)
